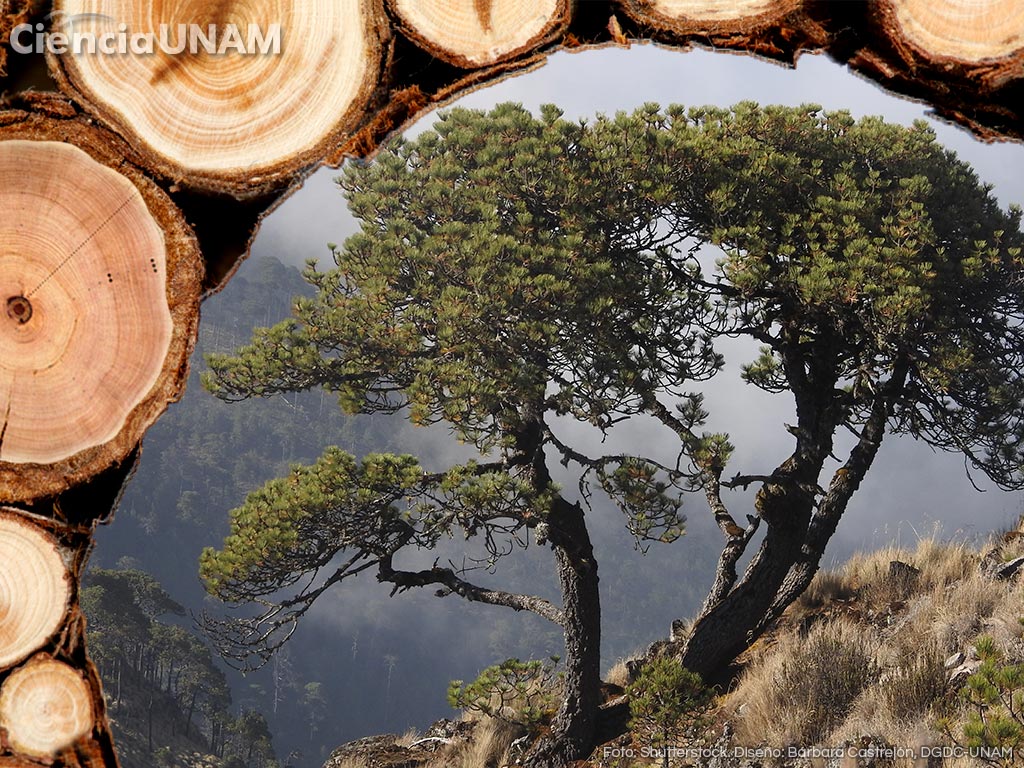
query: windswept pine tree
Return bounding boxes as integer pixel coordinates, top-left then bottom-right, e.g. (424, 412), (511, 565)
(201, 102), (1023, 763)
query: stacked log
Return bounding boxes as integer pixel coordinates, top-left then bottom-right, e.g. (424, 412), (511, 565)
(48, 0), (390, 197)
(0, 509), (116, 766)
(0, 100), (203, 502)
(387, 0), (571, 67)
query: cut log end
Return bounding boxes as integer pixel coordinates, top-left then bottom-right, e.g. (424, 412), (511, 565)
(0, 656), (94, 758)
(0, 140), (171, 466)
(0, 512), (70, 671)
(0, 112), (202, 502)
(882, 0), (1024, 66)
(388, 0), (570, 67)
(50, 0), (388, 197)
(620, 0), (801, 33)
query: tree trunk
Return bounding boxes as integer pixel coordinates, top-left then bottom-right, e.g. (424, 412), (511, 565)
(0, 100), (202, 503)
(526, 498), (602, 768)
(184, 687), (200, 739)
(680, 503), (813, 678)
(48, 0), (389, 198)
(683, 375), (897, 678)
(387, 0), (571, 67)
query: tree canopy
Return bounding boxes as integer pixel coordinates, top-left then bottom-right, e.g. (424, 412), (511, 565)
(201, 101), (1024, 757)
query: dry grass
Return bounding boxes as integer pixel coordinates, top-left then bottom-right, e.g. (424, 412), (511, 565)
(434, 717), (522, 768)
(877, 640), (947, 722)
(725, 532), (1024, 761)
(732, 618), (878, 746)
(396, 727), (420, 747)
(911, 570), (1006, 653)
(841, 537), (977, 614)
(605, 651), (645, 689)
(795, 568), (857, 613)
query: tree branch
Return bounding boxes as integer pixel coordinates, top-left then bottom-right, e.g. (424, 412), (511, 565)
(377, 555), (565, 627)
(695, 466), (761, 618)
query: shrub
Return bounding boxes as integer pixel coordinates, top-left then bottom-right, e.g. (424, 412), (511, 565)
(945, 634), (1024, 766)
(448, 657), (562, 729)
(627, 657), (711, 768)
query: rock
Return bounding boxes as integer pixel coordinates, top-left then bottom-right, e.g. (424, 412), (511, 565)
(888, 560), (920, 591)
(670, 618), (689, 641)
(944, 651), (965, 669)
(323, 719), (478, 768)
(993, 556), (1024, 581)
(949, 660), (982, 689)
(322, 735), (427, 768)
(420, 718), (474, 746)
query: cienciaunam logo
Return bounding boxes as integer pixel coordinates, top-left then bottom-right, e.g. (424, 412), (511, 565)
(11, 13), (282, 56)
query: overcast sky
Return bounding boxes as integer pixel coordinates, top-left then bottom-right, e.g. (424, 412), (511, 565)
(249, 43), (1024, 558)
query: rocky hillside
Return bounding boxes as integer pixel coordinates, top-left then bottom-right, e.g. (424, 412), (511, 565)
(323, 519), (1024, 768)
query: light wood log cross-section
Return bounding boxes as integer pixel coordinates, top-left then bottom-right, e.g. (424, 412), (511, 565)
(878, 0), (1024, 84)
(49, 0), (389, 196)
(0, 109), (202, 502)
(620, 0), (802, 31)
(0, 655), (94, 759)
(387, 0), (571, 67)
(0, 508), (110, 765)
(0, 513), (69, 671)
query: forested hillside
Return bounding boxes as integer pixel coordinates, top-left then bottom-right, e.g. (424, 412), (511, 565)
(81, 567), (278, 768)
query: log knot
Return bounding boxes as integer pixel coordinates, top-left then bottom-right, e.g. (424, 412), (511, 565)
(4, 296), (31, 325)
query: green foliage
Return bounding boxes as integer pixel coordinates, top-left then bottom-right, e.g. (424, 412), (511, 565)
(627, 658), (711, 749)
(953, 634), (1024, 764)
(448, 657), (562, 729)
(233, 709), (277, 761)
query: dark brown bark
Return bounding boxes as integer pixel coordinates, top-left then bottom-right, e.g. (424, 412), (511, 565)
(527, 497), (602, 768)
(682, 366), (906, 679)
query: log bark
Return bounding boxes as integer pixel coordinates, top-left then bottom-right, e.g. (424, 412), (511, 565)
(0, 655), (95, 759)
(0, 99), (202, 502)
(0, 1), (44, 77)
(387, 0), (571, 67)
(48, 0), (390, 198)
(0, 511), (70, 671)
